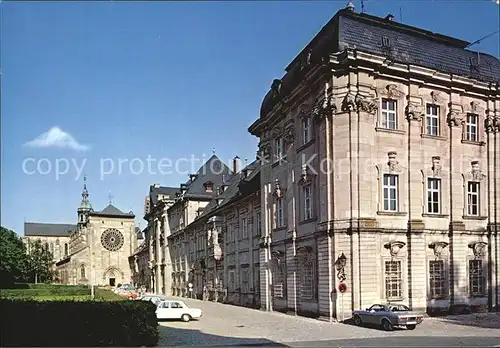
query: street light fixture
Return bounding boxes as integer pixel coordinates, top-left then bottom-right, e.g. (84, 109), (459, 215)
(335, 253), (347, 282)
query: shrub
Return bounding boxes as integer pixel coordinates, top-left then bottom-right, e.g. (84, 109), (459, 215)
(0, 299), (158, 347)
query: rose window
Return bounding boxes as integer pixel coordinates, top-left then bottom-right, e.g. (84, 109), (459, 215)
(101, 228), (124, 251)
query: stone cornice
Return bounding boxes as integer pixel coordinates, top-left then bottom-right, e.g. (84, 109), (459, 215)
(335, 49), (499, 97)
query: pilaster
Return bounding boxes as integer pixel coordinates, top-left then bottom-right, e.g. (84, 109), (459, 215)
(317, 234), (333, 320)
(285, 241), (297, 314)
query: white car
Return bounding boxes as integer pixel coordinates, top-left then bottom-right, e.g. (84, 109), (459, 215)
(156, 300), (202, 322)
(140, 295), (167, 306)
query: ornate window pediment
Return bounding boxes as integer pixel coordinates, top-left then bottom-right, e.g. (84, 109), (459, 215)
(465, 161), (486, 181)
(384, 241), (406, 257)
(273, 179), (285, 198)
(298, 164), (314, 186)
(298, 103), (312, 119)
(387, 151), (402, 173)
(430, 91), (446, 104)
(283, 122), (295, 146)
(468, 241), (487, 258)
(425, 156), (443, 177)
(271, 250), (284, 265)
(377, 84), (405, 99)
(465, 101), (485, 115)
(428, 241), (449, 259)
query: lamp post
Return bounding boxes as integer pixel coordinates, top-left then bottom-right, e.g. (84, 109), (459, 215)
(90, 228), (95, 300)
(335, 253), (347, 321)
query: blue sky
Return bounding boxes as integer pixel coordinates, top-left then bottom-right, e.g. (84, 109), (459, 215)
(1, 0), (499, 236)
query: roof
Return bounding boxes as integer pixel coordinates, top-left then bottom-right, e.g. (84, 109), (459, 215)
(193, 160), (260, 223)
(150, 185), (178, 205)
(130, 241), (149, 257)
(338, 10), (499, 83)
(90, 204), (135, 218)
(258, 8), (500, 121)
(168, 155), (233, 210)
(24, 222), (76, 237)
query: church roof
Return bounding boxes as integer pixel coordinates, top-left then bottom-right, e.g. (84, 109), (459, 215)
(24, 222), (76, 237)
(90, 204), (135, 218)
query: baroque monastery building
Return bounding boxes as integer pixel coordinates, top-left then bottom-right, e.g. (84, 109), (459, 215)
(248, 5), (499, 319)
(143, 4), (499, 320)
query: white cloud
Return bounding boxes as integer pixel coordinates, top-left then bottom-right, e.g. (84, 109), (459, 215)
(23, 126), (90, 151)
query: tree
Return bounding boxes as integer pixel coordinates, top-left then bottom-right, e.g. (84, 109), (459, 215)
(0, 226), (28, 287)
(26, 239), (54, 283)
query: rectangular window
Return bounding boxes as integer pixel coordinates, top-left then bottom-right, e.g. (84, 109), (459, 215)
(256, 211), (261, 236)
(275, 198), (284, 228)
(426, 104), (440, 136)
(385, 260), (402, 300)
(427, 178), (441, 214)
(382, 174), (398, 212)
(429, 260), (446, 298)
(302, 117), (312, 144)
(381, 99), (397, 130)
(466, 114), (478, 142)
(467, 182), (480, 216)
(241, 268), (249, 293)
(300, 253), (314, 300)
(303, 185), (313, 220)
(274, 137), (285, 163)
(469, 260), (485, 296)
(228, 269), (235, 291)
(242, 218), (248, 239)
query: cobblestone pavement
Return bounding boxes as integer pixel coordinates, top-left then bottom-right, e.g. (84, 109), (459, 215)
(157, 297), (500, 347)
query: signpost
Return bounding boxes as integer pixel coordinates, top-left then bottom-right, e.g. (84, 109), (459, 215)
(338, 282), (347, 322)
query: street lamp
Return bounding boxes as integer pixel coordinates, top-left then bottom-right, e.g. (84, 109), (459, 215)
(335, 252), (347, 282)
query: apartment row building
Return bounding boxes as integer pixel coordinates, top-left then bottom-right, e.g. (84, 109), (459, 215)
(140, 4), (500, 319)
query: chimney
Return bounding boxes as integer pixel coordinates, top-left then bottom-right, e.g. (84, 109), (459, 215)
(233, 156), (240, 173)
(346, 1), (355, 11)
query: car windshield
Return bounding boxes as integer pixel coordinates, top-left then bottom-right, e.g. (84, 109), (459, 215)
(390, 305), (410, 312)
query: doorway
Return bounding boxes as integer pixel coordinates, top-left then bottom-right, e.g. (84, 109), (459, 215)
(109, 278), (116, 286)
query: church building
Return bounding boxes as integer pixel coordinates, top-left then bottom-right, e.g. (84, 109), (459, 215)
(24, 178), (140, 286)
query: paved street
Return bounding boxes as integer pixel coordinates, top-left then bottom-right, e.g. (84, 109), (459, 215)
(157, 297), (500, 347)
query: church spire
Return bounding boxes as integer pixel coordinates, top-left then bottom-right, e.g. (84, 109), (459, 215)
(78, 175), (93, 212)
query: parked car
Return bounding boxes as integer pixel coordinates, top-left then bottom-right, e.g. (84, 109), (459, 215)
(140, 294), (167, 306)
(352, 304), (424, 331)
(156, 300), (202, 322)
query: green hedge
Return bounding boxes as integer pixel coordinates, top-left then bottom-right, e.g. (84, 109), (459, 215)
(1, 284), (125, 301)
(0, 299), (158, 347)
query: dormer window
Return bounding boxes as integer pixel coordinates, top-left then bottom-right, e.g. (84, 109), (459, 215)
(382, 36), (391, 47)
(180, 183), (188, 194)
(203, 181), (214, 193)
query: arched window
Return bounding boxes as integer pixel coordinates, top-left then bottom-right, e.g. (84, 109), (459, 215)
(80, 264), (86, 279)
(49, 243), (54, 255)
(298, 247), (315, 300)
(64, 243), (68, 256)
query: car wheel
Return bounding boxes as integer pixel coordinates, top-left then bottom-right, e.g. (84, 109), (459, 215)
(407, 324), (416, 330)
(353, 315), (362, 326)
(181, 314), (191, 322)
(382, 319), (393, 331)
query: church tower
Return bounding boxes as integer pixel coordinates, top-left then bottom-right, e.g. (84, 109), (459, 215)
(77, 176), (93, 229)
